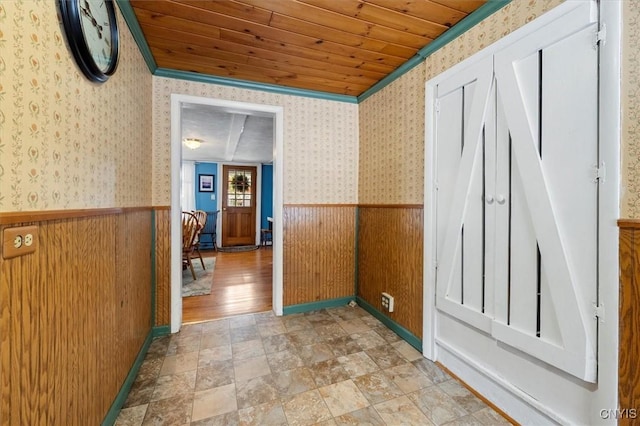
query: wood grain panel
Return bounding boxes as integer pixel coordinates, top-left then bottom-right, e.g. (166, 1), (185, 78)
(0, 210), (152, 424)
(144, 31), (384, 82)
(299, 0), (449, 38)
(365, 0), (473, 23)
(130, 0), (486, 95)
(132, 5), (406, 66)
(433, 0), (486, 14)
(152, 52), (370, 96)
(236, 0), (431, 50)
(154, 209), (171, 327)
(283, 205), (356, 306)
(218, 29), (396, 75)
(357, 206), (423, 338)
(619, 225), (640, 424)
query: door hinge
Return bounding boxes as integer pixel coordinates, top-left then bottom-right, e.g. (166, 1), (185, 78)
(593, 24), (606, 48)
(593, 302), (605, 322)
(435, 99), (441, 114)
(593, 162), (606, 184)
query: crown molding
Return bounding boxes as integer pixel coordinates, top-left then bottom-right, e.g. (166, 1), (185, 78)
(115, 0), (157, 73)
(154, 68), (359, 104)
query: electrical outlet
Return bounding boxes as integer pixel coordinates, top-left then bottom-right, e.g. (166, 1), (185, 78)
(3, 225), (38, 259)
(381, 292), (394, 313)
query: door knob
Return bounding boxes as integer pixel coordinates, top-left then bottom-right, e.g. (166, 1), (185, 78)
(496, 195), (506, 205)
(486, 195), (495, 204)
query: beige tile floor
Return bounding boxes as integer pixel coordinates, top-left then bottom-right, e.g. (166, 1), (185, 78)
(115, 306), (511, 426)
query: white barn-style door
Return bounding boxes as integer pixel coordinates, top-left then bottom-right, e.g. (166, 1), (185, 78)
(433, 2), (599, 382)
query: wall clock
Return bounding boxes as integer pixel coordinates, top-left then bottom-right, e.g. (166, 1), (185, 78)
(58, 0), (119, 83)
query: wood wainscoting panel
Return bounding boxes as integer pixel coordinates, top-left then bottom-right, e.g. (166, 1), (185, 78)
(154, 208), (171, 326)
(357, 206), (423, 338)
(0, 210), (152, 424)
(283, 205), (356, 306)
(618, 222), (640, 424)
(116, 211), (153, 383)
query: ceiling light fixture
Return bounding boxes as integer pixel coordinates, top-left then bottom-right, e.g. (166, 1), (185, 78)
(183, 138), (203, 150)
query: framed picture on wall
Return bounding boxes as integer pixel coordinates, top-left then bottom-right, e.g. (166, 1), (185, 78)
(199, 174), (215, 192)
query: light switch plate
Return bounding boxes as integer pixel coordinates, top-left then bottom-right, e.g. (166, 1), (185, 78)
(3, 225), (38, 259)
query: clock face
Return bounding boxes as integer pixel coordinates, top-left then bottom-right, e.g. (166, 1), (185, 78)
(78, 0), (114, 73)
(59, 0), (119, 82)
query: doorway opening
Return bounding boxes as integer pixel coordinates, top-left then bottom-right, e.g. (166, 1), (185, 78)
(170, 94), (284, 333)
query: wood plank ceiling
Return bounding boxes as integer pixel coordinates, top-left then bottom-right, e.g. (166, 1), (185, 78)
(130, 0), (486, 97)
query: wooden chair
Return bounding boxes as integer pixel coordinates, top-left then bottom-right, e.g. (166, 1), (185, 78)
(182, 211), (200, 280)
(199, 210), (220, 251)
(192, 210), (207, 269)
(260, 216), (273, 248)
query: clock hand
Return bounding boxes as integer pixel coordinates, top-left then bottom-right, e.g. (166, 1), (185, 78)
(80, 6), (104, 39)
(80, 7), (98, 27)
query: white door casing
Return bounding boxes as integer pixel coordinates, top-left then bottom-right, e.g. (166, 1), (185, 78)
(170, 94), (285, 333)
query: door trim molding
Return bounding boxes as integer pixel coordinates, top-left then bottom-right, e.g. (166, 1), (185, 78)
(170, 94), (284, 332)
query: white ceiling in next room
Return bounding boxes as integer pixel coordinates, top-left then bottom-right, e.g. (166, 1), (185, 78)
(181, 102), (274, 164)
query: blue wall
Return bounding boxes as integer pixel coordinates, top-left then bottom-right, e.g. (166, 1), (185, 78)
(195, 162), (218, 248)
(261, 164), (273, 230)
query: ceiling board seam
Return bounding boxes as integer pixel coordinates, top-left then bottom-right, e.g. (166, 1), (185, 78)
(234, 0), (436, 48)
(363, 0), (469, 25)
(143, 31), (388, 79)
(297, 0), (453, 38)
(134, 3), (413, 61)
(267, 12), (428, 53)
(151, 49), (373, 91)
(429, 0), (485, 15)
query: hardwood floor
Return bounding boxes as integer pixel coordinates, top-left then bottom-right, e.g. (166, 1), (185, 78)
(182, 248), (273, 324)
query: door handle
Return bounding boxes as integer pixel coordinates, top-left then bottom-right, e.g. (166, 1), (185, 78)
(485, 195), (495, 205)
(496, 195), (506, 205)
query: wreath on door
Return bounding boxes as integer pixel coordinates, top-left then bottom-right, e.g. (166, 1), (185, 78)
(231, 174), (250, 192)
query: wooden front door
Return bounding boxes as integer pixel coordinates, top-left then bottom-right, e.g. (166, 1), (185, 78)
(222, 165), (257, 247)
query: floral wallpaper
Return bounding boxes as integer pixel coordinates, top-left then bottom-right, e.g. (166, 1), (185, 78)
(359, 0), (564, 205)
(151, 78), (359, 206)
(4, 0), (636, 216)
(622, 0), (640, 219)
(358, 66), (425, 204)
(0, 0), (152, 212)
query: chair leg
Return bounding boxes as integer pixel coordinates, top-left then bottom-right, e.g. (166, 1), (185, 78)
(196, 248), (205, 269)
(187, 258), (196, 280)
